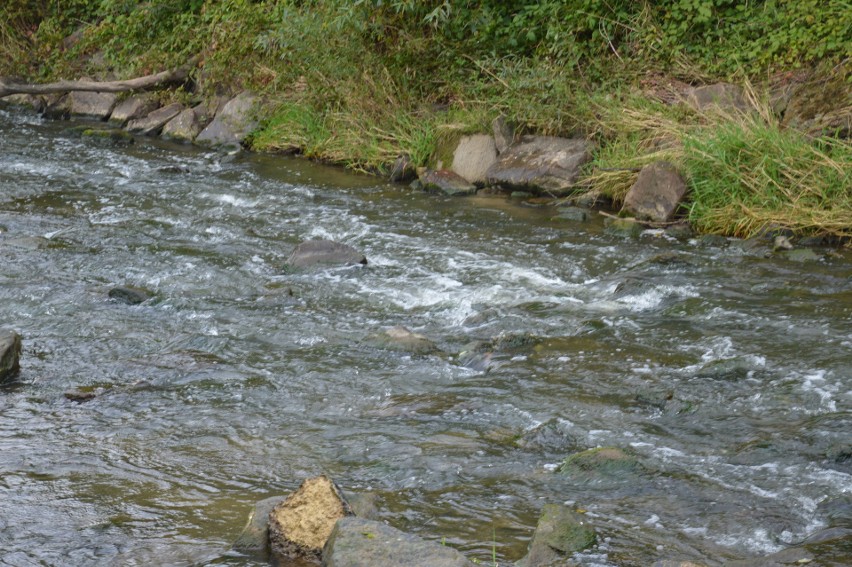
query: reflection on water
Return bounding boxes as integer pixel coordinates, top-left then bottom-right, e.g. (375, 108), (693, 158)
(1, 105), (850, 566)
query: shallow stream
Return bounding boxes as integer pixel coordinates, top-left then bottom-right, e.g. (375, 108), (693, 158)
(1, 106), (850, 566)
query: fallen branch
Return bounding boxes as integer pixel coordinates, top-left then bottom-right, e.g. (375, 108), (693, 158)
(0, 57), (198, 98)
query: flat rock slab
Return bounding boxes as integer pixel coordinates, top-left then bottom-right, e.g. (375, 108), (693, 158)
(419, 169), (476, 196)
(486, 135), (592, 196)
(322, 517), (477, 567)
(451, 134), (497, 185)
(622, 161), (687, 222)
(0, 330), (22, 382)
(286, 240), (367, 270)
(127, 103), (184, 136)
(69, 91), (118, 120)
(195, 91), (257, 148)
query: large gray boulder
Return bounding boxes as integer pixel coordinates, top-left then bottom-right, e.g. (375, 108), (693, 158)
(451, 134), (497, 185)
(622, 161), (688, 222)
(485, 136), (592, 196)
(109, 95), (157, 125)
(0, 330), (22, 382)
(68, 91), (118, 120)
(285, 240), (367, 270)
(126, 103), (184, 136)
(161, 106), (205, 142)
(323, 517), (476, 567)
(195, 91), (257, 148)
(517, 504), (596, 567)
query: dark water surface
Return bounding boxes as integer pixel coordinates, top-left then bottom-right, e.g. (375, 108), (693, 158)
(1, 106), (850, 566)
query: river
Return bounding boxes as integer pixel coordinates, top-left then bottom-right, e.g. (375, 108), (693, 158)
(1, 105), (850, 566)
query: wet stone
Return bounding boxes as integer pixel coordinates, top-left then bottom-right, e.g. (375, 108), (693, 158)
(323, 517), (476, 567)
(0, 330), (22, 383)
(365, 326), (440, 355)
(518, 504), (596, 567)
(419, 169), (477, 196)
(108, 286), (153, 305)
(554, 206), (590, 222)
(285, 239), (367, 270)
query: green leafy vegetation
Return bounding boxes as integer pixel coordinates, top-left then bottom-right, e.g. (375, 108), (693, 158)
(1, 1), (850, 237)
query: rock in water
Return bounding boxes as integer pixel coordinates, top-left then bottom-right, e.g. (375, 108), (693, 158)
(322, 517), (477, 567)
(285, 240), (367, 269)
(0, 330), (22, 382)
(268, 475), (353, 563)
(108, 286), (153, 305)
(485, 135), (592, 196)
(517, 504), (596, 567)
(365, 326), (440, 355)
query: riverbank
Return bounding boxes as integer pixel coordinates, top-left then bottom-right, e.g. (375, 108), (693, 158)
(1, 1), (850, 239)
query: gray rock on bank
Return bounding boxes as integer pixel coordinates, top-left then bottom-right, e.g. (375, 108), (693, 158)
(68, 91), (118, 120)
(286, 239), (367, 270)
(161, 106), (206, 142)
(686, 83), (749, 113)
(485, 135), (592, 196)
(126, 102), (184, 136)
(323, 517), (477, 567)
(451, 134), (497, 185)
(0, 330), (22, 383)
(418, 169), (477, 196)
(195, 91), (258, 148)
(109, 95), (158, 126)
(622, 161), (688, 222)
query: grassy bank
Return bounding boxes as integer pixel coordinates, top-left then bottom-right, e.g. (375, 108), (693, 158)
(2, 1), (850, 238)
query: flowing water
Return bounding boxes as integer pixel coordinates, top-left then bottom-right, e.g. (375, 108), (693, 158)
(0, 105), (850, 566)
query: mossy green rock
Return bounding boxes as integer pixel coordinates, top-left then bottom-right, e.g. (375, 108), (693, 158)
(82, 128), (135, 146)
(518, 504), (596, 566)
(559, 447), (641, 478)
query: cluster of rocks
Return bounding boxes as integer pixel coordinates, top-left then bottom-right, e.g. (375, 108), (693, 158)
(232, 474), (600, 567)
(3, 89), (258, 150)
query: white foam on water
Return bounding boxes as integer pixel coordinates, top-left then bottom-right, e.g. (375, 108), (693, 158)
(202, 193), (259, 208)
(798, 369), (838, 412)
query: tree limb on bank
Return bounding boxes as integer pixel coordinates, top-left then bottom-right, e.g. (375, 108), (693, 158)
(0, 58), (198, 98)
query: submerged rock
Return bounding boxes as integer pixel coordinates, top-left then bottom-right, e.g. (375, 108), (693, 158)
(485, 135), (592, 196)
(604, 217), (643, 238)
(554, 206), (590, 222)
(559, 447), (642, 481)
(81, 128), (134, 146)
(0, 330), (22, 383)
(365, 326), (441, 355)
(419, 169), (477, 196)
(517, 504), (596, 567)
(323, 517), (476, 567)
(285, 239), (367, 270)
(269, 475), (353, 563)
(622, 161), (687, 222)
(108, 286), (153, 305)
